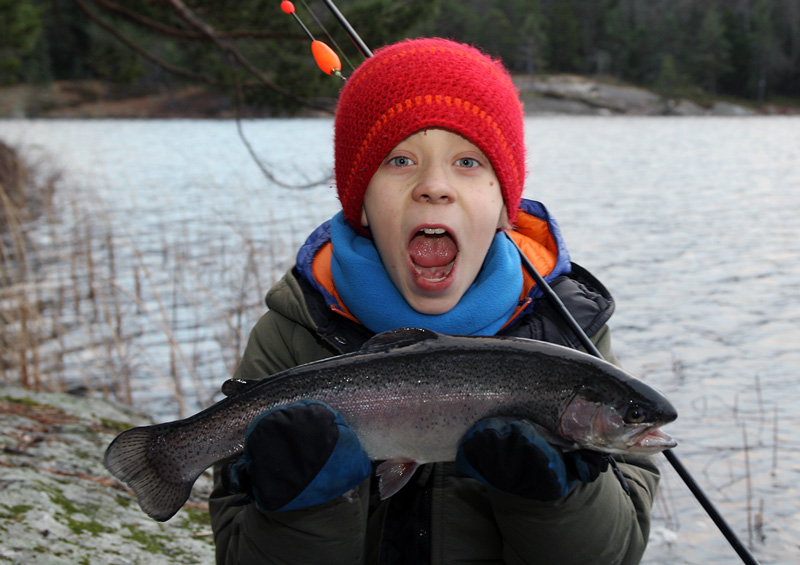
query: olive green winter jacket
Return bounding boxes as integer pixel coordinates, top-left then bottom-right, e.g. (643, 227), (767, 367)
(209, 205), (661, 564)
(209, 271), (660, 565)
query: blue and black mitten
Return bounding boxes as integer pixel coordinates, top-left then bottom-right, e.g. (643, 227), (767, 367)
(455, 417), (608, 501)
(228, 400), (371, 512)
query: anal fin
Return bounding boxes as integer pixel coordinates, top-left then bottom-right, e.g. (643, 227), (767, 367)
(375, 459), (420, 499)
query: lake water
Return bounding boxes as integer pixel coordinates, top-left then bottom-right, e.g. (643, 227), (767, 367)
(2, 117), (799, 564)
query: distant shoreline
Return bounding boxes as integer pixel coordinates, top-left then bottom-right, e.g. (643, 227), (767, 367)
(1, 76), (797, 119)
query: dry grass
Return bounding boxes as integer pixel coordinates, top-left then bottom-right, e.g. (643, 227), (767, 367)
(0, 140), (284, 418)
(1, 141), (58, 390)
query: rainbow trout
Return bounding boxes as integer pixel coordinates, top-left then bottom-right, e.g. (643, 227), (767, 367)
(104, 328), (677, 521)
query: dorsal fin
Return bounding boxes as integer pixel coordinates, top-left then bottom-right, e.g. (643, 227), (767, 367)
(220, 378), (259, 397)
(361, 327), (440, 353)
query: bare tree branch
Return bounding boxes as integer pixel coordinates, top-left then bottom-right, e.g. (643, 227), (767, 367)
(166, 0), (331, 113)
(89, 0), (299, 41)
(73, 0), (223, 87)
(227, 55), (333, 189)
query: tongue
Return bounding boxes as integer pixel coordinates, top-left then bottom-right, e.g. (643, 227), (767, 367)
(408, 233), (457, 268)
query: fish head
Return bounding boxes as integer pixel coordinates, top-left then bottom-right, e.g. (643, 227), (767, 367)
(559, 384), (678, 455)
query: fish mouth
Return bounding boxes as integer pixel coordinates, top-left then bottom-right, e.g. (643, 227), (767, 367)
(623, 425), (677, 453)
(407, 226), (458, 285)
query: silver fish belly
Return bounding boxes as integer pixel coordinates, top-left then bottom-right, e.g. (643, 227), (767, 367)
(104, 328), (677, 521)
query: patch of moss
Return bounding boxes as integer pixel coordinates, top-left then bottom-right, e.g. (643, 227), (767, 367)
(123, 523), (182, 556)
(46, 488), (81, 515)
(100, 418), (135, 433)
(182, 505), (211, 528)
(0, 395), (42, 407)
(0, 504), (33, 519)
(72, 448), (94, 461)
(43, 484), (108, 537)
(64, 516), (114, 536)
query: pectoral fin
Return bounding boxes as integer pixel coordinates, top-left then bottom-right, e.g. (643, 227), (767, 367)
(375, 459), (420, 499)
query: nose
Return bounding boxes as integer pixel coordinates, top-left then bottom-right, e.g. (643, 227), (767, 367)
(411, 164), (456, 204)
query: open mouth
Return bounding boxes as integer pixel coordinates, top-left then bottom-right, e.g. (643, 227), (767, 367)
(626, 425), (677, 452)
(407, 227), (458, 283)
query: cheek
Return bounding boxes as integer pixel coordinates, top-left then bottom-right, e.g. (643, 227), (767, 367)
(364, 209), (404, 272)
(475, 194), (507, 234)
(496, 207), (509, 230)
(559, 395), (604, 444)
(480, 179), (505, 215)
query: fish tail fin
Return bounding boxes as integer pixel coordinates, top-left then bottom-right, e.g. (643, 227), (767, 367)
(104, 425), (197, 522)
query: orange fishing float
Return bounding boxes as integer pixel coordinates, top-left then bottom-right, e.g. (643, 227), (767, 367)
(312, 40), (342, 76)
(280, 0), (344, 80)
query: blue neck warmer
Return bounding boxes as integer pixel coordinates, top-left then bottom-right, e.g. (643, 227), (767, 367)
(329, 212), (522, 336)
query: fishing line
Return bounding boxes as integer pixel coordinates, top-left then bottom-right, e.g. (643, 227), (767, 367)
(505, 233), (761, 565)
(227, 53), (332, 190)
(298, 0), (357, 71)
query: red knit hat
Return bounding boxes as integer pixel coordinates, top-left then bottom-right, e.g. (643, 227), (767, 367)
(334, 38), (526, 236)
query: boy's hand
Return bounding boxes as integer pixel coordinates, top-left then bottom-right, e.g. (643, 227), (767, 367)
(455, 417), (608, 501)
(228, 400), (371, 512)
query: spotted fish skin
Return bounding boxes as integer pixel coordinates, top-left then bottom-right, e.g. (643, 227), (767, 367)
(104, 328), (677, 521)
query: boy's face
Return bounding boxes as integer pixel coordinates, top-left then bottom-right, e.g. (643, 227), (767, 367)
(361, 128), (506, 315)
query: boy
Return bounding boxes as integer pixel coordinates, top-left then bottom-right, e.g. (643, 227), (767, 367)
(209, 38), (659, 564)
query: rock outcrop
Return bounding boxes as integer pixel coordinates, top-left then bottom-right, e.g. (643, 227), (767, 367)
(0, 386), (215, 564)
(514, 74), (759, 116)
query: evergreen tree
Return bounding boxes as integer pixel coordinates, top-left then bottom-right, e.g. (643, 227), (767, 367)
(692, 7), (732, 95)
(547, 0), (582, 72)
(654, 53), (690, 99)
(601, 0), (632, 78)
(0, 0), (43, 84)
(748, 0), (789, 102)
(718, 6), (753, 98)
(7, 0), (800, 106)
(516, 0), (549, 74)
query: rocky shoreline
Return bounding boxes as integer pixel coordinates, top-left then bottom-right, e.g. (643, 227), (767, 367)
(0, 386), (215, 564)
(515, 74), (763, 116)
(2, 75), (791, 119)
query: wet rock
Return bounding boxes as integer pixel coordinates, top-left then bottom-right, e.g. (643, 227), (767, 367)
(0, 385), (215, 564)
(514, 74), (755, 116)
(665, 99), (706, 116)
(710, 102), (758, 116)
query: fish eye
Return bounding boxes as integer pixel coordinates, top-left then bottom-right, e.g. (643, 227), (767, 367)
(625, 404), (646, 424)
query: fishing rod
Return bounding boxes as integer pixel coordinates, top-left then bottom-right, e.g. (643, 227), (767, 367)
(505, 234), (761, 565)
(321, 0), (373, 58)
(282, 2), (760, 563)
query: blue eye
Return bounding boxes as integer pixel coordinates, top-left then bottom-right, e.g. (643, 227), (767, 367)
(388, 156), (413, 167)
(456, 158), (480, 168)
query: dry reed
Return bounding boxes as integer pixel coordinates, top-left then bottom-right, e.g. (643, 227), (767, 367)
(0, 140), (281, 419)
